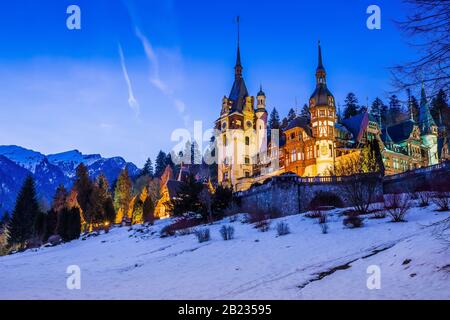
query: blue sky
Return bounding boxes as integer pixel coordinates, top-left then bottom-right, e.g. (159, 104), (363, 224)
(0, 0), (419, 166)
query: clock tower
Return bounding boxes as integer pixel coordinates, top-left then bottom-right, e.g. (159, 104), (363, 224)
(309, 42), (337, 175)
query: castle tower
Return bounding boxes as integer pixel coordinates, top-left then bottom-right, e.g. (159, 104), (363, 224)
(255, 85), (268, 156)
(418, 83), (438, 165)
(216, 18), (256, 190)
(309, 42), (337, 175)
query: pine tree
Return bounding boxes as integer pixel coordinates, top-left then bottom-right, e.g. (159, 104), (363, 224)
(52, 185), (68, 213)
(269, 108), (281, 130)
(114, 168), (132, 223)
(191, 141), (202, 165)
(171, 175), (204, 216)
(154, 151), (167, 177)
(44, 208), (58, 241)
(56, 207), (81, 242)
(287, 108), (297, 122)
(388, 94), (403, 124)
(141, 158), (154, 177)
(96, 174), (115, 224)
(74, 164), (93, 217)
(431, 89), (449, 128)
(370, 98), (384, 119)
(7, 176), (41, 249)
(343, 93), (360, 119)
(300, 104), (311, 122)
(143, 195), (155, 224)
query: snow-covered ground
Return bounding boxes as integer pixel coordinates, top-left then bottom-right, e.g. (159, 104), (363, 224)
(0, 203), (449, 300)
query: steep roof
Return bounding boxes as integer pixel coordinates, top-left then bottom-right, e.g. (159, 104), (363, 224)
(341, 112), (369, 143)
(387, 119), (416, 143)
(228, 76), (249, 113)
(285, 116), (312, 136)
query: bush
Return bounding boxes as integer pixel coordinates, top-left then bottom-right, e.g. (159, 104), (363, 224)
(432, 191), (450, 211)
(255, 220), (270, 232)
(318, 213), (329, 234)
(384, 194), (411, 222)
(343, 213), (363, 228)
(417, 191), (432, 207)
(195, 228), (210, 243)
(309, 191), (344, 210)
(220, 225), (235, 240)
(276, 222), (290, 236)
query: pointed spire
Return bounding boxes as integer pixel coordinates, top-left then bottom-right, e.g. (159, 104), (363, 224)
(419, 82), (437, 135)
(234, 16), (243, 79)
(315, 41), (326, 85)
(257, 84), (265, 97)
(317, 40), (325, 71)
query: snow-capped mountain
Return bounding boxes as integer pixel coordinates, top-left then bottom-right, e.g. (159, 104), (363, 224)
(47, 150), (102, 178)
(0, 145), (141, 215)
(0, 146), (46, 173)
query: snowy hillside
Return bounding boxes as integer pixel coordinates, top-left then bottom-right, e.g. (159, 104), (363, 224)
(0, 204), (448, 300)
(0, 145), (141, 214)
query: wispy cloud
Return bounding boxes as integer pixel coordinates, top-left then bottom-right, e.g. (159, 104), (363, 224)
(134, 27), (189, 126)
(118, 43), (140, 116)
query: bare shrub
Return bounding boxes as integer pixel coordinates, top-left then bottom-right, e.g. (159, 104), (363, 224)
(433, 192), (450, 211)
(418, 191), (432, 207)
(318, 213), (329, 234)
(255, 220), (270, 232)
(384, 194), (411, 222)
(194, 228), (210, 243)
(220, 225), (235, 241)
(328, 152), (382, 215)
(276, 222), (290, 236)
(343, 212), (363, 228)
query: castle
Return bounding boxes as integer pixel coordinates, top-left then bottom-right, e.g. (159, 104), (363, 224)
(216, 30), (449, 192)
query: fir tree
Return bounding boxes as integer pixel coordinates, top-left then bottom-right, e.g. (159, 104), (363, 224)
(343, 93), (360, 119)
(171, 175), (204, 216)
(154, 151), (167, 177)
(143, 195), (155, 224)
(114, 168), (133, 223)
(191, 141), (202, 165)
(370, 98), (384, 119)
(287, 108), (297, 122)
(52, 185), (68, 213)
(269, 108), (281, 130)
(96, 174), (115, 224)
(7, 176), (41, 249)
(56, 207), (81, 242)
(388, 94), (403, 124)
(74, 164), (93, 217)
(431, 89), (449, 128)
(44, 208), (58, 241)
(300, 104), (311, 122)
(141, 158), (154, 177)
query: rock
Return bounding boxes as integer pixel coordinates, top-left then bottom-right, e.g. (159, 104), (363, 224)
(48, 235), (62, 246)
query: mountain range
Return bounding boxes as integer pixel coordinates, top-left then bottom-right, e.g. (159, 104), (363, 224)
(0, 145), (141, 215)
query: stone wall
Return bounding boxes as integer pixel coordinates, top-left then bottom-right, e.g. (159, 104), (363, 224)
(235, 174), (383, 216)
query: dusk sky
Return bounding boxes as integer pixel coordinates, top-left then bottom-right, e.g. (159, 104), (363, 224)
(0, 0), (420, 167)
